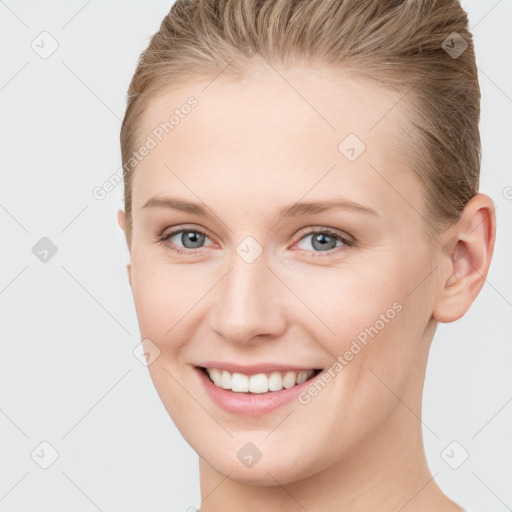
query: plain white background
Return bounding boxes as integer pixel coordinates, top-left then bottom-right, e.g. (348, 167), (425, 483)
(1, 1), (511, 511)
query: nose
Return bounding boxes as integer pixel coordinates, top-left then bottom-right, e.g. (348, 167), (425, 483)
(209, 251), (287, 346)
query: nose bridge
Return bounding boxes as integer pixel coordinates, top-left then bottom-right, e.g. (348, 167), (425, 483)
(210, 248), (286, 344)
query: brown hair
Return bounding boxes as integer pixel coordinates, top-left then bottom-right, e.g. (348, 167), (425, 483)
(120, 0), (480, 250)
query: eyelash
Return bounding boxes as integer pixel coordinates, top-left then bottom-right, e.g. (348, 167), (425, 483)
(158, 225), (355, 258)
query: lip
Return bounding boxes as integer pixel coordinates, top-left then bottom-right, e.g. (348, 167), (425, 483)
(194, 364), (322, 416)
(196, 360), (317, 376)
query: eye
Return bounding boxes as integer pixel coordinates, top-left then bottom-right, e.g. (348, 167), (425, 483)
(293, 228), (354, 256)
(159, 227), (214, 254)
(158, 226), (354, 257)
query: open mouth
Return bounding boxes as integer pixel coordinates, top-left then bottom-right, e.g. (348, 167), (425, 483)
(199, 366), (322, 394)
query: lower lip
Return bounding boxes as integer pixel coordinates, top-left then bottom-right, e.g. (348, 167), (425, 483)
(195, 367), (320, 416)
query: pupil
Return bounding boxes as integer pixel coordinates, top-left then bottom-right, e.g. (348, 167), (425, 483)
(312, 233), (336, 251)
(183, 230), (204, 248)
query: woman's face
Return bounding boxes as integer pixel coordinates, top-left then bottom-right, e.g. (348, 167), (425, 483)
(120, 63), (443, 484)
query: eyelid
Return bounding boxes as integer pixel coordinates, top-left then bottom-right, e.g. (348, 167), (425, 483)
(160, 223), (212, 240)
(293, 226), (354, 245)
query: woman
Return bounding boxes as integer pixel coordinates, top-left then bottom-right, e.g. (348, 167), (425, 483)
(117, 1), (496, 510)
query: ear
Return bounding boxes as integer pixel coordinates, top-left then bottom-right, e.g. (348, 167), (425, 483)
(432, 193), (496, 323)
(117, 209), (132, 287)
(117, 208), (126, 231)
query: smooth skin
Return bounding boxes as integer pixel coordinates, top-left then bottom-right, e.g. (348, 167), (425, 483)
(117, 60), (495, 511)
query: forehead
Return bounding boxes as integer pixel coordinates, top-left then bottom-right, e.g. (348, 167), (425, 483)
(131, 63), (424, 220)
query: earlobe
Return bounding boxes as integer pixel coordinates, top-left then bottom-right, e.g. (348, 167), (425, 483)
(432, 193), (496, 323)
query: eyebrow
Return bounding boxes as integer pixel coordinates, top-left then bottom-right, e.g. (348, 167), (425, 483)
(141, 196), (379, 218)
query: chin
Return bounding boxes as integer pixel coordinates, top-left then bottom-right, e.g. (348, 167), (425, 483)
(196, 439), (328, 487)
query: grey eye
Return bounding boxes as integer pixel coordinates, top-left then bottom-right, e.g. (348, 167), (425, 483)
(171, 230), (208, 249)
(297, 232), (342, 252)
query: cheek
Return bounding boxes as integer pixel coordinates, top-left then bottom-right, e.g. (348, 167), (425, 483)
(282, 262), (409, 349)
(308, 261), (427, 397)
(129, 259), (204, 427)
(129, 254), (208, 342)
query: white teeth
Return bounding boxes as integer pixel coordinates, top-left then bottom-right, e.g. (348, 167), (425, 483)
(209, 368), (222, 387)
(206, 368), (316, 393)
(268, 371), (283, 391)
(231, 373), (249, 392)
(249, 373), (268, 393)
(282, 371), (296, 389)
(221, 370), (231, 390)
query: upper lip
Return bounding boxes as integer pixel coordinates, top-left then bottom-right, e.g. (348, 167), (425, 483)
(196, 361), (321, 376)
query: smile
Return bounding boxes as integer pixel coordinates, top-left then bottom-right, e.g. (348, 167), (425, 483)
(195, 364), (323, 415)
(202, 367), (320, 393)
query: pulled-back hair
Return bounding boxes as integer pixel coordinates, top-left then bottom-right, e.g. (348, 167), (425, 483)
(120, 0), (480, 249)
